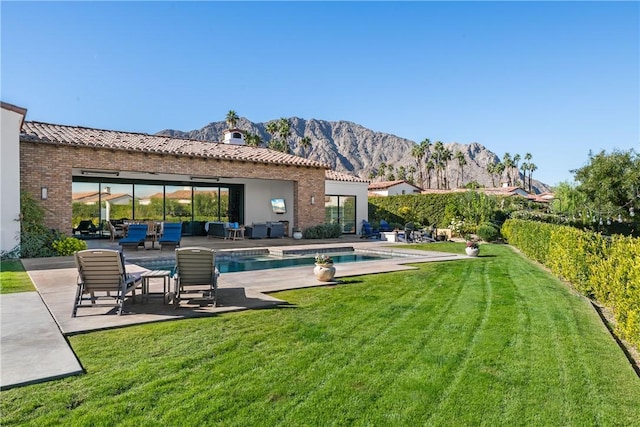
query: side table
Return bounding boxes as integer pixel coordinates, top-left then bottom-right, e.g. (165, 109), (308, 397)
(141, 270), (172, 303)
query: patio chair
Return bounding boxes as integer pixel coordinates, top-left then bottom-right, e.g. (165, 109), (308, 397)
(159, 222), (182, 251)
(360, 220), (380, 239)
(118, 223), (148, 250)
(73, 220), (97, 236)
(107, 221), (125, 242)
(173, 247), (219, 308)
(72, 249), (142, 317)
(379, 219), (392, 232)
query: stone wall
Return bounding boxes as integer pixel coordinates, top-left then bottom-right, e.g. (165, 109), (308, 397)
(20, 141), (326, 235)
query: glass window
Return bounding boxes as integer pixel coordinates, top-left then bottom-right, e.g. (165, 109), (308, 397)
(164, 185), (192, 222)
(102, 183), (133, 223)
(71, 182), (101, 233)
(324, 195), (357, 234)
(194, 187), (220, 221)
(134, 184), (165, 221)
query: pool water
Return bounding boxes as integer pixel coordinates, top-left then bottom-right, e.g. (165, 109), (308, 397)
(133, 252), (398, 274)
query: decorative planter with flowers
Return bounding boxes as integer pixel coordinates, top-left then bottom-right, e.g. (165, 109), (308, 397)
(313, 253), (336, 281)
(465, 240), (480, 257)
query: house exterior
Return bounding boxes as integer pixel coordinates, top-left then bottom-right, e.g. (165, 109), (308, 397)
(368, 180), (423, 196)
(325, 170), (370, 234)
(1, 102), (27, 253)
(0, 102), (371, 253)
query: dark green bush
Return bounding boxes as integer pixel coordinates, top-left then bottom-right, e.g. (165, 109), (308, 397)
(476, 223), (500, 242)
(302, 223), (342, 239)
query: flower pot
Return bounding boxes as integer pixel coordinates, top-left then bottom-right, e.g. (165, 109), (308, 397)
(292, 231), (303, 240)
(314, 263), (336, 282)
(465, 247), (480, 257)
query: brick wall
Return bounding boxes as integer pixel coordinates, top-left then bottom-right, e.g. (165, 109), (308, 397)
(20, 142), (326, 235)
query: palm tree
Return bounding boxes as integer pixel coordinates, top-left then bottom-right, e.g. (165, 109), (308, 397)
(454, 150), (467, 188)
(378, 162), (387, 180)
(425, 160), (435, 189)
(244, 132), (262, 147)
(524, 152), (533, 192)
(433, 141), (445, 189)
(502, 153), (514, 186)
(411, 143), (426, 188)
(225, 110), (239, 129)
(266, 118), (292, 153)
(513, 153), (521, 187)
(520, 162), (529, 192)
(408, 165), (417, 185)
(298, 136), (312, 157)
(528, 163), (538, 193)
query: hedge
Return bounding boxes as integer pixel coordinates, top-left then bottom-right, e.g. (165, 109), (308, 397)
(501, 219), (640, 348)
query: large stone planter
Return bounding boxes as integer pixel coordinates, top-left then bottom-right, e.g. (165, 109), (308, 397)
(465, 247), (480, 257)
(314, 263), (336, 282)
(292, 231), (303, 240)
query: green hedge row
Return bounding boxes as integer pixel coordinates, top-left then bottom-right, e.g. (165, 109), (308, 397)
(501, 219), (640, 347)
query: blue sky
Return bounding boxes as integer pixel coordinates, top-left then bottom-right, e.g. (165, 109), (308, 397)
(2, 1), (638, 186)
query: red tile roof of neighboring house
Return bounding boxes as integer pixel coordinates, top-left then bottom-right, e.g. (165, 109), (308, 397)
(325, 170), (370, 183)
(368, 180), (416, 190)
(21, 121), (330, 169)
(72, 191), (130, 203)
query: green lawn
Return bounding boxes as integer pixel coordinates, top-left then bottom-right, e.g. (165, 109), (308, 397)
(0, 260), (35, 294)
(1, 244), (639, 425)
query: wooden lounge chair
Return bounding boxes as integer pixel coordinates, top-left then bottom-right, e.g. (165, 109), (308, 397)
(158, 222), (182, 251)
(72, 249), (142, 317)
(118, 224), (148, 250)
(173, 247), (218, 308)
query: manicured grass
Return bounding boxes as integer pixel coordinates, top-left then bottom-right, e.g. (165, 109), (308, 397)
(2, 244), (639, 425)
(0, 260), (35, 294)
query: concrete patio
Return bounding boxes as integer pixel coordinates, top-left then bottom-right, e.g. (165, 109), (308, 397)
(1, 235), (468, 390)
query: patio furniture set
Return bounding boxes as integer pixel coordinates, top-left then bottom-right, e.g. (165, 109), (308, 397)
(72, 247), (218, 317)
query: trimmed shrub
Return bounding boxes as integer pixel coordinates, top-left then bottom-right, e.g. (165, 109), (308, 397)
(303, 223), (342, 239)
(476, 222), (500, 242)
(52, 237), (88, 256)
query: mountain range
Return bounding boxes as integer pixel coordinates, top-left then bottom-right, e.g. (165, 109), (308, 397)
(157, 117), (551, 194)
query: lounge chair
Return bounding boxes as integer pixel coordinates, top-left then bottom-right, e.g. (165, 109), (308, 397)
(118, 224), (148, 250)
(159, 222), (182, 251)
(72, 249), (142, 317)
(173, 247), (219, 308)
(379, 219), (392, 232)
(73, 220), (97, 236)
(361, 220), (380, 239)
(107, 221), (125, 242)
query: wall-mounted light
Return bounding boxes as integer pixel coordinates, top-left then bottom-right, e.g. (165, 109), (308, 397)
(80, 169), (120, 176)
(41, 187), (48, 200)
(311, 195), (315, 205)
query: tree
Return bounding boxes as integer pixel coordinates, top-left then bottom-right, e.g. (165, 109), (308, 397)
(298, 136), (312, 157)
(454, 150), (467, 188)
(266, 117), (292, 153)
(572, 149), (639, 220)
(433, 141), (445, 189)
(520, 162), (529, 192)
(225, 110), (239, 129)
(408, 165), (417, 185)
(524, 152), (533, 192)
(425, 160), (435, 189)
(378, 162), (387, 180)
(502, 153), (514, 186)
(244, 132), (262, 147)
(528, 163), (537, 193)
(513, 153), (521, 187)
(411, 143), (426, 188)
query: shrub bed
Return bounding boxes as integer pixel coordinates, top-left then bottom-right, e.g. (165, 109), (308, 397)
(501, 219), (640, 347)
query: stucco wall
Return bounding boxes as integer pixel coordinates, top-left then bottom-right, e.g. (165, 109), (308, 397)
(325, 180), (369, 236)
(20, 141), (326, 235)
(1, 108), (24, 253)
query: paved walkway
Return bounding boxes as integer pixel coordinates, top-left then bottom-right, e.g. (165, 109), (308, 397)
(1, 236), (467, 390)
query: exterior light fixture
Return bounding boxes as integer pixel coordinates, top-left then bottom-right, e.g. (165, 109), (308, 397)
(311, 195), (315, 205)
(41, 187), (48, 200)
(80, 169), (120, 176)
(190, 176), (220, 181)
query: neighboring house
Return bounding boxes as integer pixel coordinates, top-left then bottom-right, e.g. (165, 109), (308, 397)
(420, 186), (553, 202)
(368, 180), (423, 196)
(0, 103), (371, 252)
(325, 170), (370, 235)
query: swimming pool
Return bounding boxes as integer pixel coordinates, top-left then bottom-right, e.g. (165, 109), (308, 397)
(131, 251), (406, 274)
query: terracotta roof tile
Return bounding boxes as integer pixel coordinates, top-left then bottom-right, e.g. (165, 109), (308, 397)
(325, 170), (369, 183)
(21, 121), (329, 169)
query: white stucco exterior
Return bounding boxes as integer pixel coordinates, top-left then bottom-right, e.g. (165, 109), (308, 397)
(369, 181), (422, 196)
(1, 103), (26, 254)
(325, 179), (369, 236)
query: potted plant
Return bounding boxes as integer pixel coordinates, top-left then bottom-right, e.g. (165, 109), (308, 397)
(292, 227), (303, 240)
(313, 253), (336, 281)
(465, 239), (480, 257)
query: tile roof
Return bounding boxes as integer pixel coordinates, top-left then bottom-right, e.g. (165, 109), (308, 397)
(325, 170), (370, 183)
(21, 121), (329, 169)
(368, 180), (422, 190)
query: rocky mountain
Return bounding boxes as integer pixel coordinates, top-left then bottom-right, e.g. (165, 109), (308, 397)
(157, 117), (551, 193)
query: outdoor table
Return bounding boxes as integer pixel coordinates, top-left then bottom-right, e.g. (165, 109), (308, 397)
(140, 270), (172, 303)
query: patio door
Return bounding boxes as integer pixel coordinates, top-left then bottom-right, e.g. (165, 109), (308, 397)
(324, 195), (357, 234)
